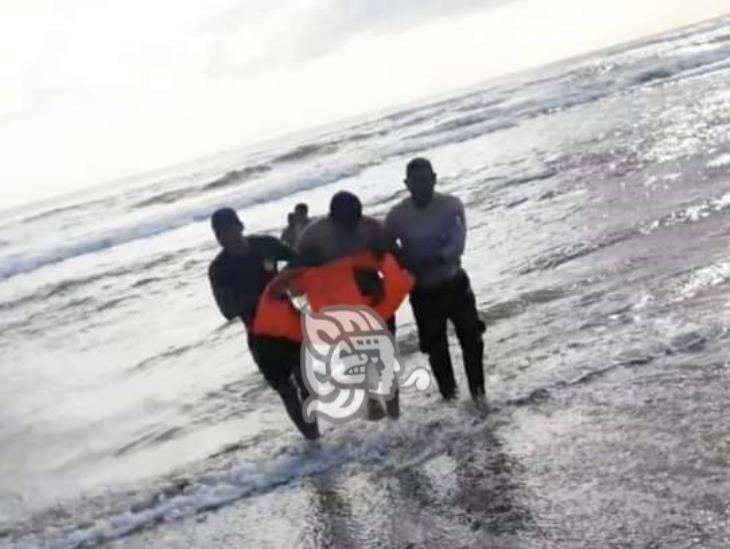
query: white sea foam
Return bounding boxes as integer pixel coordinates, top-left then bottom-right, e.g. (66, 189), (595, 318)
(1, 24), (729, 281)
(673, 262), (730, 302)
(39, 442), (388, 549)
(708, 153), (730, 169)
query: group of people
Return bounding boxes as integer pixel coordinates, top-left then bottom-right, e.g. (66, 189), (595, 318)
(280, 202), (310, 248)
(208, 157), (487, 440)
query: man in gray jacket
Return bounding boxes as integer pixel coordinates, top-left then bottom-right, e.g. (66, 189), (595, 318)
(385, 158), (486, 404)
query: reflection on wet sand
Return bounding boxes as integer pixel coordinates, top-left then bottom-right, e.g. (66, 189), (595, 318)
(298, 421), (533, 548)
(300, 475), (359, 549)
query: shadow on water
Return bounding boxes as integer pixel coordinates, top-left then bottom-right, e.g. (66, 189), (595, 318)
(448, 429), (533, 538)
(300, 476), (359, 549)
(297, 420), (534, 549)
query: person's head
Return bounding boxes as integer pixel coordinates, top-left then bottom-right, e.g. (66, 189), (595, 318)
(405, 157), (437, 208)
(287, 212), (296, 226)
(294, 202), (309, 224)
(211, 207), (247, 254)
(329, 191), (362, 230)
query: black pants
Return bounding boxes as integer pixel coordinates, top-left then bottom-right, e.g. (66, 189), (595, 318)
(409, 269), (486, 400)
(248, 334), (319, 439)
(368, 317), (399, 419)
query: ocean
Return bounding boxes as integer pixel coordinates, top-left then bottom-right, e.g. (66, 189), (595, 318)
(1, 15), (730, 548)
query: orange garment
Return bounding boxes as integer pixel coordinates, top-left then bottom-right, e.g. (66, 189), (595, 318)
(252, 251), (414, 342)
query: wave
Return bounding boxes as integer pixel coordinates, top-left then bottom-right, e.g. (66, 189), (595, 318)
(501, 29), (730, 125)
(632, 67), (674, 85)
(672, 261), (730, 302)
(480, 286), (568, 325)
(709, 32), (730, 45)
(0, 110), (514, 281)
(397, 118), (517, 154)
(0, 252), (180, 316)
(10, 307), (729, 548)
(629, 45), (730, 86)
(272, 142), (340, 164)
(131, 188), (202, 209)
(397, 54), (683, 157)
(4, 22), (730, 282)
(201, 165), (272, 191)
(131, 276), (162, 289)
(19, 394), (538, 549)
(516, 229), (638, 275)
(494, 170), (558, 190)
(0, 162), (370, 280)
(707, 153), (730, 169)
(130, 342), (199, 373)
(131, 165), (274, 209)
(18, 322), (713, 549)
(113, 425), (187, 458)
(31, 437), (398, 549)
(642, 191), (730, 233)
(408, 110), (504, 139)
(19, 202), (87, 224)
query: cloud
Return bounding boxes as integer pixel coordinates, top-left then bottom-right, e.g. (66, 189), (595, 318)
(0, 0), (727, 208)
(200, 0), (506, 74)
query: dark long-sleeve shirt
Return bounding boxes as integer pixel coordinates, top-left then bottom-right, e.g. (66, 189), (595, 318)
(208, 235), (295, 326)
(280, 224), (299, 248)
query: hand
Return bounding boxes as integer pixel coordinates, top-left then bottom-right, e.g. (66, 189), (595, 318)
(354, 268), (385, 305)
(270, 268), (304, 301)
(270, 280), (290, 301)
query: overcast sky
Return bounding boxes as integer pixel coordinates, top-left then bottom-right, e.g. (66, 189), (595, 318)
(1, 0), (727, 208)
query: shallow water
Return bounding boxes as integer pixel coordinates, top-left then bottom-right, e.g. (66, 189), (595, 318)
(1, 15), (730, 549)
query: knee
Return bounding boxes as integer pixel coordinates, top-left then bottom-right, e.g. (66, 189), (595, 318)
(267, 375), (293, 396)
(422, 335), (449, 355)
(458, 318), (486, 341)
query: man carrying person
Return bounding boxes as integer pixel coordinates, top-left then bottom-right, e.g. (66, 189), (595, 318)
(294, 191), (400, 420)
(385, 158), (487, 406)
(207, 207), (319, 440)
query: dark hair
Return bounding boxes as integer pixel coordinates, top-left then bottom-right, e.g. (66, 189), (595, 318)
(294, 203), (308, 214)
(211, 207), (242, 233)
(406, 157), (434, 177)
(329, 191), (362, 226)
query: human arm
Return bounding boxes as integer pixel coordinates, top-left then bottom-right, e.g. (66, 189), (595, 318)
(208, 264), (258, 322)
(437, 198), (466, 264)
(286, 223), (325, 268)
(259, 235), (297, 263)
(366, 216), (399, 260)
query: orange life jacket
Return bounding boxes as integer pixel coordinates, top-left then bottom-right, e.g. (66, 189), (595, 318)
(252, 251), (414, 342)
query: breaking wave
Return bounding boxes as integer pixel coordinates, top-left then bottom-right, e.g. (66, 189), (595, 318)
(2, 19), (730, 285)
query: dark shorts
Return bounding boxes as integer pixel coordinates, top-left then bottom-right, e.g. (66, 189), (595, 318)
(409, 269), (486, 353)
(248, 334), (302, 391)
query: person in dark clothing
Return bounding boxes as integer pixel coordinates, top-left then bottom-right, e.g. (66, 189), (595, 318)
(280, 203), (311, 249)
(209, 208), (294, 326)
(385, 158), (487, 406)
(280, 212), (300, 248)
(208, 207), (319, 440)
(295, 192), (400, 420)
(293, 202), (310, 228)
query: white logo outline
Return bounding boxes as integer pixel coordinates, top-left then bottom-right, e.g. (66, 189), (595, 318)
(299, 305), (431, 424)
